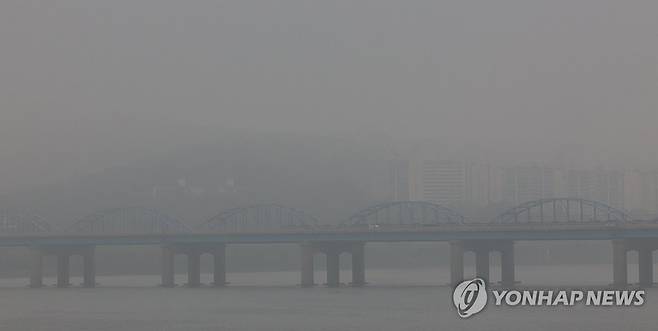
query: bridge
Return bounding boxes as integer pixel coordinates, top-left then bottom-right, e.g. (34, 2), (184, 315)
(1, 199), (657, 289)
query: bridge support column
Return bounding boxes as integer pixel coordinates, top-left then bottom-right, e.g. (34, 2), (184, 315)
(29, 247), (43, 288)
(450, 241), (464, 286)
(500, 241), (515, 288)
(475, 248), (490, 283)
(161, 245), (175, 287)
(326, 248), (340, 288)
(612, 240), (628, 288)
(56, 253), (70, 288)
(300, 243), (315, 287)
(351, 242), (365, 287)
(213, 244), (226, 287)
(638, 248), (653, 287)
(187, 251), (201, 288)
(82, 246), (96, 288)
(463, 240), (514, 286)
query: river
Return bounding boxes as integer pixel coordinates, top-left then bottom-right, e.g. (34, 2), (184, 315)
(0, 264), (654, 330)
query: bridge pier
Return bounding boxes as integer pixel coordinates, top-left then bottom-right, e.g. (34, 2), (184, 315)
(326, 248), (341, 288)
(299, 242), (366, 288)
(612, 240), (628, 288)
(450, 241), (464, 286)
(638, 248), (653, 287)
(29, 247), (43, 288)
(162, 243), (227, 288)
(161, 245), (176, 287)
(456, 240), (515, 287)
(351, 242), (366, 287)
(500, 241), (515, 287)
(82, 246), (96, 288)
(474, 248), (490, 284)
(618, 239), (658, 288)
(300, 243), (315, 287)
(56, 254), (70, 288)
(212, 244), (226, 287)
(187, 251), (202, 288)
(29, 245), (96, 288)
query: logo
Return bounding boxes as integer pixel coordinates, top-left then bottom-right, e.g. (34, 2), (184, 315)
(491, 289), (645, 307)
(453, 278), (487, 318)
(451, 278), (645, 318)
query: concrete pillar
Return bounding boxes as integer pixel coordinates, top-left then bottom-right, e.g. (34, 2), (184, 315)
(475, 248), (490, 283)
(351, 243), (365, 287)
(638, 248), (653, 287)
(29, 247), (43, 288)
(450, 241), (464, 286)
(326, 249), (340, 287)
(83, 246), (96, 288)
(187, 250), (201, 287)
(612, 240), (628, 288)
(213, 244), (226, 287)
(300, 243), (314, 287)
(56, 253), (70, 288)
(501, 241), (515, 287)
(161, 245), (175, 287)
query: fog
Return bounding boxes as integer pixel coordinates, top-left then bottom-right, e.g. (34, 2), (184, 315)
(1, 0), (657, 194)
(2, 2), (658, 330)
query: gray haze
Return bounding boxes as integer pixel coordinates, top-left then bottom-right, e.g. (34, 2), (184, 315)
(1, 0), (657, 193)
(2, 3), (658, 331)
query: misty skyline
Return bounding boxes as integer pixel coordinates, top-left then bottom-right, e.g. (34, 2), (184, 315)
(1, 0), (657, 193)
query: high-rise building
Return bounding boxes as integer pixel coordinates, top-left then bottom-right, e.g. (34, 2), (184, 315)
(467, 162), (503, 207)
(624, 169), (658, 218)
(413, 159), (468, 205)
(501, 165), (558, 205)
(565, 168), (625, 209)
(400, 159), (499, 207)
(391, 157), (642, 215)
(389, 159), (411, 201)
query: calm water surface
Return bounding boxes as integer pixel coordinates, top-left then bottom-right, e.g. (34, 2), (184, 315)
(0, 265), (655, 331)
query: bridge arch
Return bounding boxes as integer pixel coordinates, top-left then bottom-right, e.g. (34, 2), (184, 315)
(203, 204), (319, 232)
(0, 208), (53, 234)
(493, 198), (630, 224)
(68, 207), (190, 234)
(346, 201), (465, 227)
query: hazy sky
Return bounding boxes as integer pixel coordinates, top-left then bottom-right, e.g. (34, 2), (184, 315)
(1, 0), (657, 192)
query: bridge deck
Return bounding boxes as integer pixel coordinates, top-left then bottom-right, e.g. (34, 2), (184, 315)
(2, 223), (658, 247)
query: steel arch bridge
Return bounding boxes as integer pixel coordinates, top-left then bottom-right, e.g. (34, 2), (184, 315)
(0, 209), (52, 234)
(204, 204), (319, 232)
(493, 198), (630, 224)
(346, 201), (465, 227)
(68, 207), (190, 234)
